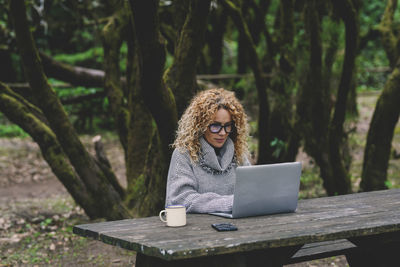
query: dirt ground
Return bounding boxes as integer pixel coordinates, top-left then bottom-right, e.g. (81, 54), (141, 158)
(1, 92), (399, 266)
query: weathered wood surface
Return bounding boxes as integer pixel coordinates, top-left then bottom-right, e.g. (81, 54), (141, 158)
(74, 189), (400, 261)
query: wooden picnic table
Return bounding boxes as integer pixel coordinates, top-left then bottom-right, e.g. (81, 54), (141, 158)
(74, 188), (400, 267)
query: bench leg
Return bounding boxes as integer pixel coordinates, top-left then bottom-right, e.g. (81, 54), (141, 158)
(347, 232), (400, 267)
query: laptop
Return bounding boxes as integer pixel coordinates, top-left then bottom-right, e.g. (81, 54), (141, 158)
(210, 162), (302, 218)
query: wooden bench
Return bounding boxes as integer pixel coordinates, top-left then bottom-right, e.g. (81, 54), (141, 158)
(288, 239), (356, 264)
(74, 188), (400, 267)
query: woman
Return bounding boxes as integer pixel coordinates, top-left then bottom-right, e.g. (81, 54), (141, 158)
(165, 88), (251, 213)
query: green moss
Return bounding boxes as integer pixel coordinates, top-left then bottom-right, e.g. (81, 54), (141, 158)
(125, 173), (147, 206)
(0, 123), (29, 137)
(53, 47), (104, 65)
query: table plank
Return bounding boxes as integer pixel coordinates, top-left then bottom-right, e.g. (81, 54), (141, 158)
(74, 188), (400, 261)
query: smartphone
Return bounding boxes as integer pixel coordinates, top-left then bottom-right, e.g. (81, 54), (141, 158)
(211, 223), (238, 232)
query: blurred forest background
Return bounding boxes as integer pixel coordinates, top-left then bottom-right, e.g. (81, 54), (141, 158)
(0, 0), (399, 265)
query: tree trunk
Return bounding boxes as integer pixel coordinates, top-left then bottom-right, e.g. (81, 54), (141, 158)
(128, 0), (211, 215)
(0, 82), (102, 218)
(9, 0), (131, 220)
(164, 0), (211, 117)
(378, 0), (398, 69)
(222, 0), (271, 165)
(236, 1), (250, 75)
(0, 48), (17, 82)
(360, 63), (400, 191)
(328, 0), (359, 194)
(128, 0), (178, 160)
(360, 0), (400, 188)
(101, 3), (130, 151)
(360, 0), (400, 192)
(267, 0), (296, 163)
(297, 0), (356, 196)
(207, 5), (228, 75)
(298, 0), (336, 195)
(123, 22), (165, 216)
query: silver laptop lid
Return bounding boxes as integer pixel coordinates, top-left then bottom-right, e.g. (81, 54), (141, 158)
(232, 162), (302, 218)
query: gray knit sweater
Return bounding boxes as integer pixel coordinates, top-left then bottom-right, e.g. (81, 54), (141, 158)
(165, 136), (250, 213)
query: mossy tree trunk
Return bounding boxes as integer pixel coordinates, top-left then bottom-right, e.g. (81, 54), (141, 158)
(124, 20), (166, 217)
(361, 65), (400, 191)
(298, 0), (336, 195)
(0, 82), (98, 218)
(361, 0), (400, 192)
(125, 0), (210, 216)
(378, 0), (398, 69)
(101, 1), (131, 151)
(9, 0), (131, 220)
(0, 48), (17, 83)
(267, 0), (297, 163)
(236, 1), (250, 75)
(222, 0), (271, 165)
(4, 0), (210, 220)
(164, 0), (211, 117)
(326, 0), (359, 195)
(126, 0), (178, 216)
(235, 0), (270, 77)
(128, 0), (178, 159)
(297, 0), (357, 196)
(206, 5), (228, 75)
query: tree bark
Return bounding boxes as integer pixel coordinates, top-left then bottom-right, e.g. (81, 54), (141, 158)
(207, 6), (228, 75)
(164, 0), (211, 117)
(267, 0), (297, 163)
(222, 0), (271, 165)
(128, 0), (178, 159)
(9, 0), (131, 220)
(360, 0), (400, 191)
(378, 0), (398, 69)
(0, 82), (98, 218)
(0, 48), (17, 82)
(360, 61), (400, 191)
(123, 21), (165, 216)
(101, 3), (130, 150)
(298, 0), (336, 195)
(328, 0), (359, 194)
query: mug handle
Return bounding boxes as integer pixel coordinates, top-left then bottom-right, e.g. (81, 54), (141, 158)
(159, 210), (167, 222)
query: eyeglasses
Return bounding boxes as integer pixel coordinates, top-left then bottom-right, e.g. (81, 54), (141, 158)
(208, 122), (234, 134)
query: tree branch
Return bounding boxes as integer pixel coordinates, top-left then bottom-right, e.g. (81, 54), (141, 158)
(10, 0), (130, 220)
(0, 81), (98, 218)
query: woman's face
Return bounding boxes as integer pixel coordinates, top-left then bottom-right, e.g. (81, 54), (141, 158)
(204, 108), (232, 148)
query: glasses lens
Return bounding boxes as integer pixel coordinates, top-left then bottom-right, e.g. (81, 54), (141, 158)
(225, 124), (233, 133)
(209, 124), (222, 133)
(208, 122), (234, 133)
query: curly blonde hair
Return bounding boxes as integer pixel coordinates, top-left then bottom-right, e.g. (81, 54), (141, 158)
(173, 88), (250, 164)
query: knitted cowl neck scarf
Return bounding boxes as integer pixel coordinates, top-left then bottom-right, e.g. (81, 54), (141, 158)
(198, 136), (237, 175)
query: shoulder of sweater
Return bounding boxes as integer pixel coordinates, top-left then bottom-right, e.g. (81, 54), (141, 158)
(172, 147), (193, 164)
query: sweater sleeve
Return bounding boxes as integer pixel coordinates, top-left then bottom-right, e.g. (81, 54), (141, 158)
(165, 149), (233, 214)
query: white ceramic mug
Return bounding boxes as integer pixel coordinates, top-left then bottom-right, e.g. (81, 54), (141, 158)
(159, 205), (186, 227)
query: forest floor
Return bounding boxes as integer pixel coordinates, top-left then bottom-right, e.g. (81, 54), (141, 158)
(1, 91), (399, 266)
